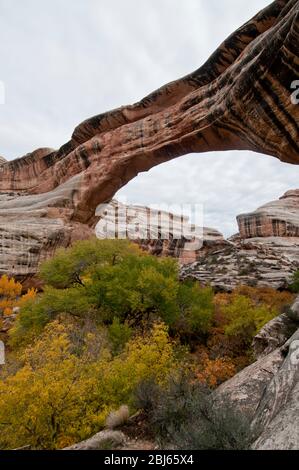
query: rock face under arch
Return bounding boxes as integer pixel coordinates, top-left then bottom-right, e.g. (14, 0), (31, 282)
(95, 199), (229, 264)
(0, 0), (299, 278)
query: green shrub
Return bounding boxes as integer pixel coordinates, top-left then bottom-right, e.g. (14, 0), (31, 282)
(176, 282), (214, 338)
(9, 286), (93, 348)
(11, 240), (214, 345)
(172, 400), (252, 450)
(40, 238), (141, 289)
(289, 270), (299, 293)
(108, 318), (132, 355)
(134, 374), (253, 450)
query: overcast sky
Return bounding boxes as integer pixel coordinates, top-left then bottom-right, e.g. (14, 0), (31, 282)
(1, 0), (298, 236)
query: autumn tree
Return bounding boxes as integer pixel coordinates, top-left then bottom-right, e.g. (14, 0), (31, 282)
(221, 295), (275, 347)
(0, 274), (36, 334)
(40, 238), (142, 289)
(0, 275), (22, 316)
(194, 346), (236, 388)
(0, 321), (177, 449)
(233, 285), (294, 312)
(11, 240), (214, 346)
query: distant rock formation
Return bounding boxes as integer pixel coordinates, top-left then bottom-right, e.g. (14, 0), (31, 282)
(182, 190), (299, 291)
(0, 0), (298, 279)
(180, 242), (298, 291)
(95, 200), (228, 264)
(238, 190), (299, 239)
(3, 187), (299, 290)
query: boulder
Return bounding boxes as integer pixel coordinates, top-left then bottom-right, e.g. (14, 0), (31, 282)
(253, 313), (299, 359)
(63, 430), (126, 450)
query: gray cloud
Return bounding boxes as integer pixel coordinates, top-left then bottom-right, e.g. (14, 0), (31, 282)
(1, 0), (297, 236)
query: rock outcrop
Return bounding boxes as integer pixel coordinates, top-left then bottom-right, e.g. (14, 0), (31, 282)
(253, 311), (299, 358)
(180, 242), (299, 290)
(213, 296), (299, 450)
(181, 190), (299, 290)
(0, 183), (94, 281)
(0, 0), (298, 278)
(95, 200), (228, 264)
(63, 430), (126, 451)
(238, 190), (299, 239)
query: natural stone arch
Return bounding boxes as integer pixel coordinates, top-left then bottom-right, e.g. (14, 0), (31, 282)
(1, 0), (298, 221)
(0, 0), (298, 278)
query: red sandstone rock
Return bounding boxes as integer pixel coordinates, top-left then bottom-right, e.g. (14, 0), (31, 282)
(238, 190), (299, 238)
(0, 0), (298, 225)
(0, 0), (298, 280)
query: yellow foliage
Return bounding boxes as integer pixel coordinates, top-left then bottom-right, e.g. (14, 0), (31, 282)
(212, 287), (295, 348)
(0, 325), (93, 448)
(95, 323), (177, 406)
(0, 275), (22, 298)
(214, 286), (294, 315)
(18, 288), (37, 306)
(0, 275), (36, 326)
(0, 321), (176, 449)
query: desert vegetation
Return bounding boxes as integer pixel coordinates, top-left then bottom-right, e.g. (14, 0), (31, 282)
(0, 239), (294, 449)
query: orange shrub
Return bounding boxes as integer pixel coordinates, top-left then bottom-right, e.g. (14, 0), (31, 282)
(194, 346), (236, 388)
(232, 286), (294, 313)
(0, 275), (36, 317)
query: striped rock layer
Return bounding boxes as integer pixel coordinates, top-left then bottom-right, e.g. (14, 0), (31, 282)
(238, 190), (299, 238)
(0, 0), (299, 278)
(95, 200), (228, 264)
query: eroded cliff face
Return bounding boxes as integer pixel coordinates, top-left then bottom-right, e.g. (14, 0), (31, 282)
(238, 190), (299, 239)
(95, 200), (228, 264)
(0, 0), (299, 279)
(0, 178), (94, 281)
